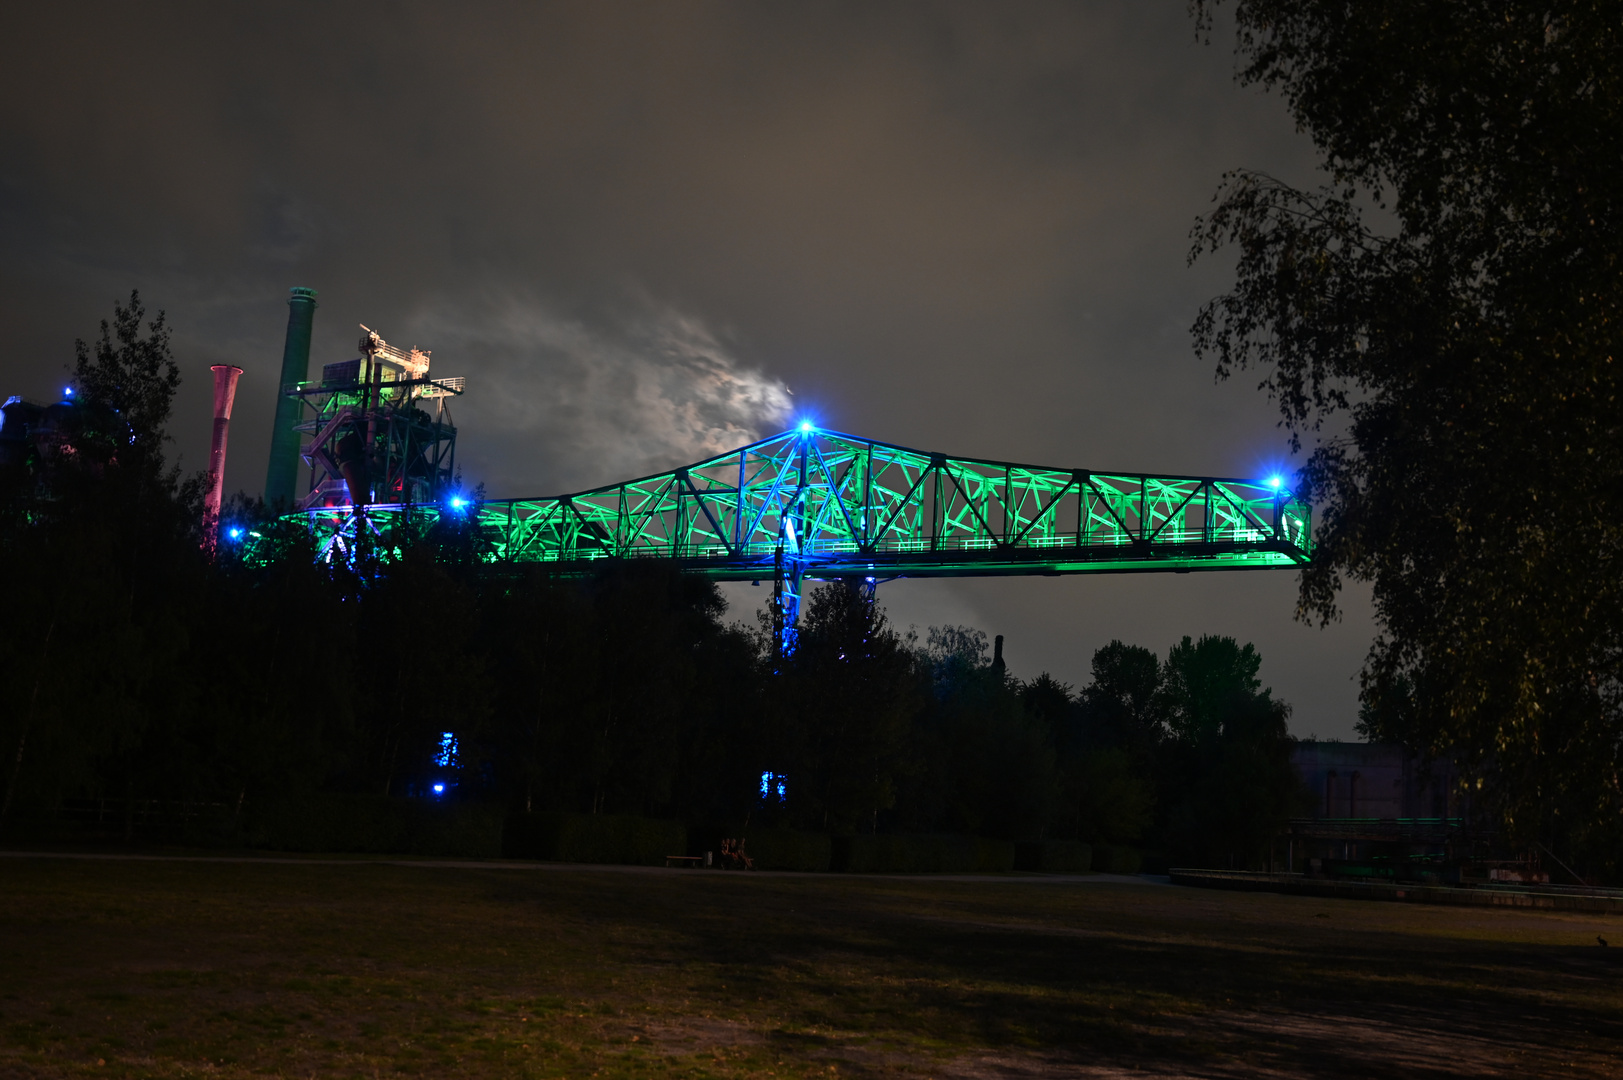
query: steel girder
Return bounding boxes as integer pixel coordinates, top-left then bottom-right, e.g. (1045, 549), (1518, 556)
(294, 426), (1311, 578)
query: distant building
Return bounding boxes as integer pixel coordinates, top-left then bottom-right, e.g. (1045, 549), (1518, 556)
(1282, 742), (1480, 877)
(1291, 741), (1459, 820)
(0, 394), (79, 481)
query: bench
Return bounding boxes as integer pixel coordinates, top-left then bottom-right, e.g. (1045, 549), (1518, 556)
(665, 855), (705, 868)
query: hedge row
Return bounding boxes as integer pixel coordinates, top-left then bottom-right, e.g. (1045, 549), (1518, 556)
(202, 795), (1124, 874)
(732, 832), (1096, 874)
(504, 812), (686, 865)
(245, 794), (504, 857)
(740, 828), (833, 871)
(1092, 843), (1143, 874)
(1013, 840), (1092, 873)
(833, 833), (1016, 873)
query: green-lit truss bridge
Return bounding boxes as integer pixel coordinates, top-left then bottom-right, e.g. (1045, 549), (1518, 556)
(290, 425), (1310, 652)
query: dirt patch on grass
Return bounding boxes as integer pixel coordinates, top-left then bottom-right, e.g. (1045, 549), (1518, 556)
(637, 1015), (769, 1054)
(924, 1004), (1619, 1079)
(611, 998), (1617, 1079)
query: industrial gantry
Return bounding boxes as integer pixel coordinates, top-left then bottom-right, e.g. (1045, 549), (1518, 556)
(283, 326), (465, 510)
(255, 288), (1308, 655)
(292, 424), (1311, 654)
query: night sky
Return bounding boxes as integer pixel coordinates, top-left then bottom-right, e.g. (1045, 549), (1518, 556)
(0, 3), (1376, 738)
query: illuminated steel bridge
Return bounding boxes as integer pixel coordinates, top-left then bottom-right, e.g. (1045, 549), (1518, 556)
(294, 425), (1310, 650)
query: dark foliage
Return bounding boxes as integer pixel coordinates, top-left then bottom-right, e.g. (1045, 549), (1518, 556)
(765, 581), (920, 833)
(0, 293), (206, 826)
(1190, 1), (1623, 865)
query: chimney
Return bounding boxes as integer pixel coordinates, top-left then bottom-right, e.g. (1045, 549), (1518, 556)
(264, 287), (317, 507)
(992, 634), (1005, 678)
(203, 364), (244, 544)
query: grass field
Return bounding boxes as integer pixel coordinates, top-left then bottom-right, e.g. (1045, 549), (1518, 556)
(1, 854), (1620, 1078)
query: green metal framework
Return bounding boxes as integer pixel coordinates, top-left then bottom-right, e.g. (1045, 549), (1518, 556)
(295, 426), (1310, 626)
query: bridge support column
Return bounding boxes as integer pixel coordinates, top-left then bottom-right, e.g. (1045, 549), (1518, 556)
(771, 545), (804, 659)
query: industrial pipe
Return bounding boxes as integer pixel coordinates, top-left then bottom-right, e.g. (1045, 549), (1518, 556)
(334, 429), (370, 507)
(204, 364), (244, 545)
(264, 286), (317, 507)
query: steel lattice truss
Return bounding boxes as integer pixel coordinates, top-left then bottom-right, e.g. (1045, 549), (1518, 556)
(299, 426), (1311, 579)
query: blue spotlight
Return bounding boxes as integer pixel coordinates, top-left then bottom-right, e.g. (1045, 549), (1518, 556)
(227, 527), (243, 540)
(63, 386), (74, 397)
(448, 495), (467, 510)
(432, 782), (445, 795)
(1269, 476), (1283, 490)
(799, 420), (815, 433)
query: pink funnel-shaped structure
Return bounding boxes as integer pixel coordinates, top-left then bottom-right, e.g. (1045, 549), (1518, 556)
(204, 364), (244, 545)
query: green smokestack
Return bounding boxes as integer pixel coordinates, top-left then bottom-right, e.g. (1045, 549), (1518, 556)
(264, 286), (317, 506)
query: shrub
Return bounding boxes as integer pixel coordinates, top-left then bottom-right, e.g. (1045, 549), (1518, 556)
(833, 833), (1014, 873)
(504, 812), (685, 866)
(1013, 840), (1092, 872)
(1092, 843), (1142, 875)
(245, 794), (504, 857)
(740, 828), (832, 871)
(1138, 849), (1170, 874)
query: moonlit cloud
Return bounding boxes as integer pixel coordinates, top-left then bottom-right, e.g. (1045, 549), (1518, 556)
(409, 294), (793, 496)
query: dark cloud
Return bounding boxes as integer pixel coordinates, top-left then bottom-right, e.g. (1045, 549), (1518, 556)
(0, 1), (1374, 734)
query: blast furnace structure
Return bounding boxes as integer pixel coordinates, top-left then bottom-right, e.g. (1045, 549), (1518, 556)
(281, 324), (466, 509)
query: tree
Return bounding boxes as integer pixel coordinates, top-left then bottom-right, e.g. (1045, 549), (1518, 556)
(1058, 643), (1165, 849)
(345, 539), (489, 799)
(1070, 747), (1153, 849)
(1167, 690), (1302, 869)
(70, 290), (182, 475)
(1080, 640), (1166, 766)
(1020, 672), (1079, 756)
(932, 670), (1056, 841)
(1189, 2), (1623, 861)
(0, 292), (204, 830)
(483, 562), (742, 819)
(1157, 635), (1302, 866)
(199, 503), (356, 816)
(483, 571), (602, 815)
(771, 582), (919, 833)
(1160, 635), (1264, 745)
(573, 565), (729, 817)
